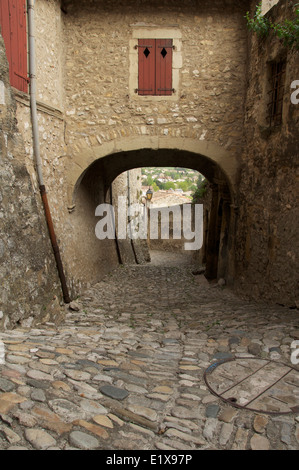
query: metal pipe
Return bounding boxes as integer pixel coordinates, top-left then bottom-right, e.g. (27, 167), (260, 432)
(27, 0), (71, 304)
(27, 0), (43, 186)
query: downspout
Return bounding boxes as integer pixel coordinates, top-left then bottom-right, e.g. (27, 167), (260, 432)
(27, 0), (71, 304)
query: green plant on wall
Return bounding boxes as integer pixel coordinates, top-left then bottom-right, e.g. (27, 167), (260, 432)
(245, 2), (299, 49)
(191, 178), (207, 204)
(272, 6), (299, 48)
(245, 2), (270, 37)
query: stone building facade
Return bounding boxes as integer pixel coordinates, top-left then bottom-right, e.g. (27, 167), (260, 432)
(0, 34), (61, 329)
(12, 0), (249, 296)
(0, 0), (298, 327)
(235, 0), (299, 307)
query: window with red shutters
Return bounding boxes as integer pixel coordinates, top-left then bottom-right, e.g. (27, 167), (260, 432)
(0, 0), (28, 93)
(138, 39), (173, 96)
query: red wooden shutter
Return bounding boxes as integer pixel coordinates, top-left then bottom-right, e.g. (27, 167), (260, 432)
(155, 39), (173, 96)
(0, 0), (12, 72)
(138, 39), (173, 96)
(0, 0), (28, 92)
(138, 39), (155, 95)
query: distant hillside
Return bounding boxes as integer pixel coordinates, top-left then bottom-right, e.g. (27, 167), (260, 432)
(141, 167), (203, 194)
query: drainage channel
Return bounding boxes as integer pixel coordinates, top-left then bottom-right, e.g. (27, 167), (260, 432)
(204, 357), (299, 415)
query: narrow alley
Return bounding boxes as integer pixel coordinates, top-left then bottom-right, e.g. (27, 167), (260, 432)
(0, 254), (298, 450)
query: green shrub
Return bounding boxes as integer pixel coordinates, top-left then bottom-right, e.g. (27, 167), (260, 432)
(245, 2), (270, 38)
(245, 2), (299, 49)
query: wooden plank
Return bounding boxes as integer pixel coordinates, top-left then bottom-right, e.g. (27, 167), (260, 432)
(0, 0), (13, 75)
(17, 0), (28, 92)
(10, 0), (19, 89)
(138, 38), (155, 96)
(155, 39), (172, 96)
(0, 0), (27, 92)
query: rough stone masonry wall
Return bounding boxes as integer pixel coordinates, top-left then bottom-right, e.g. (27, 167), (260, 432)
(235, 0), (299, 307)
(59, 0), (250, 291)
(14, 0), (67, 248)
(63, 0), (249, 157)
(12, 0), (250, 296)
(0, 34), (62, 329)
(12, 0), (143, 297)
(112, 169), (150, 265)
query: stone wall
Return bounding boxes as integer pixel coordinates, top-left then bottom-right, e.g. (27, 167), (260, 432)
(261, 0), (279, 15)
(5, 0), (298, 316)
(12, 0), (147, 296)
(14, 0), (66, 237)
(148, 203), (200, 256)
(112, 169), (144, 265)
(235, 0), (299, 307)
(63, 0), (249, 157)
(59, 0), (250, 291)
(0, 34), (62, 329)
(11, 0), (249, 296)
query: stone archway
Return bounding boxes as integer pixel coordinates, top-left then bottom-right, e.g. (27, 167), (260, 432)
(66, 136), (239, 208)
(65, 136), (240, 294)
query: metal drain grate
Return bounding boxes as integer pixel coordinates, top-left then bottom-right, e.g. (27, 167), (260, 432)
(204, 357), (299, 415)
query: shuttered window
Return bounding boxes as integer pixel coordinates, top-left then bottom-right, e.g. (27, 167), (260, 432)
(0, 0), (28, 93)
(138, 39), (173, 96)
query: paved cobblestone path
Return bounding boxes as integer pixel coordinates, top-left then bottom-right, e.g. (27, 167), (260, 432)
(0, 256), (299, 450)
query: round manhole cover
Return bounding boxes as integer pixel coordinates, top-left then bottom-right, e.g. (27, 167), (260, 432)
(204, 357), (299, 415)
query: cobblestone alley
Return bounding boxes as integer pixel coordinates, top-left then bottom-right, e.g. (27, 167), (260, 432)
(0, 254), (298, 451)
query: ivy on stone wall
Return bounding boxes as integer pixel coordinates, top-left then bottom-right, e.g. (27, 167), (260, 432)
(245, 2), (299, 49)
(245, 2), (270, 38)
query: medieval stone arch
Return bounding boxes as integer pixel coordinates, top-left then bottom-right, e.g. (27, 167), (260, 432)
(66, 135), (239, 208)
(63, 135), (239, 293)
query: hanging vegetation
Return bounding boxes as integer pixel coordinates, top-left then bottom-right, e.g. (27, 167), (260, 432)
(245, 2), (299, 49)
